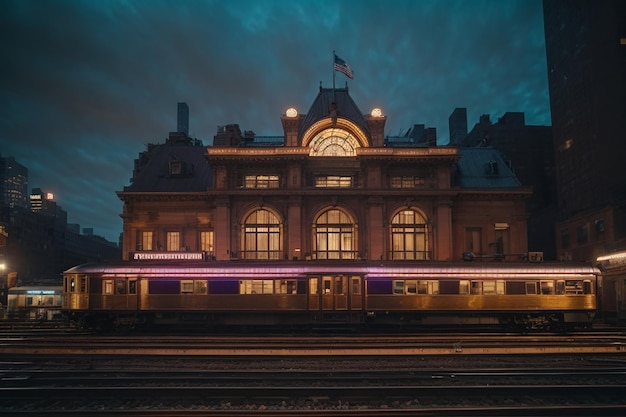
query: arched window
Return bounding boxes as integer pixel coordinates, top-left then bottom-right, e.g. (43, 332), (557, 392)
(390, 209), (429, 260)
(242, 208), (282, 260)
(313, 208), (357, 259)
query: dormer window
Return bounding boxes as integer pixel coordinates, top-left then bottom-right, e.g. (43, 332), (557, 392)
(169, 160), (186, 177)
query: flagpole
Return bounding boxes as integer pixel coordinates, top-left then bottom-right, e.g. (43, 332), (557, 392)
(332, 50), (336, 102)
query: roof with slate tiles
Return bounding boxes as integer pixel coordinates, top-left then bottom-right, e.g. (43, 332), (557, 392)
(298, 86), (370, 145)
(121, 134), (212, 193)
(455, 147), (521, 188)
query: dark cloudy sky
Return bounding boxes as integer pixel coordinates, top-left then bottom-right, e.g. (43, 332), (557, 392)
(1, 0), (550, 243)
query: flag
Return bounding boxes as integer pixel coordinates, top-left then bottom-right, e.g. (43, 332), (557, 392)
(334, 54), (354, 79)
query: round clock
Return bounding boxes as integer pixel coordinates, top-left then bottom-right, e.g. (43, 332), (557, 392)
(286, 107), (298, 117)
(371, 108), (383, 117)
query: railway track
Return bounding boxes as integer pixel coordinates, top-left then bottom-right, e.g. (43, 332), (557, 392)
(2, 363), (626, 415)
(1, 327), (626, 415)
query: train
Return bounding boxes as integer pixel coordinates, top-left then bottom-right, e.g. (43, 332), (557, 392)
(61, 260), (600, 332)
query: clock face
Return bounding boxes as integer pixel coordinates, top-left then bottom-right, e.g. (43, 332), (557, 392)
(286, 107), (298, 117)
(309, 128), (360, 156)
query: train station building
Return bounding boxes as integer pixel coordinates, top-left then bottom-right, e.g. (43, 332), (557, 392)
(117, 86), (532, 263)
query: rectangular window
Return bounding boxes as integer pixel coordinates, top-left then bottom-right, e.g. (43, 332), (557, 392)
(200, 231), (214, 253)
(526, 282), (539, 295)
(116, 279), (127, 295)
(315, 175), (352, 188)
(166, 231), (180, 251)
(459, 280), (470, 295)
(471, 281), (483, 295)
(541, 281), (554, 295)
(565, 280), (584, 294)
(276, 280), (297, 294)
(393, 280), (405, 294)
(139, 231), (153, 251)
(240, 279), (274, 294)
(465, 228), (482, 254)
(103, 280), (114, 295)
(244, 174), (279, 188)
(309, 278), (319, 295)
(181, 280), (194, 294)
(128, 280), (137, 295)
(351, 277), (361, 295)
(390, 176), (425, 188)
(195, 280), (208, 294)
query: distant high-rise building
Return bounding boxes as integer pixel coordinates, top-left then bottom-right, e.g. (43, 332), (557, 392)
(448, 108), (467, 145)
(29, 188), (56, 214)
(177, 102), (189, 135)
(543, 0), (626, 261)
(0, 154), (29, 210)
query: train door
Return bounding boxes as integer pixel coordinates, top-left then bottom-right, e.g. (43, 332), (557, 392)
(308, 275), (363, 320)
(115, 276), (138, 310)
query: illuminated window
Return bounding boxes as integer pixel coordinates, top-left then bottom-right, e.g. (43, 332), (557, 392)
(240, 279), (274, 294)
(275, 280), (297, 294)
(242, 209), (282, 260)
(180, 280), (207, 294)
(166, 231), (180, 251)
(195, 280), (208, 294)
(314, 208), (356, 260)
(103, 280), (113, 295)
(200, 231), (214, 253)
(315, 175), (352, 188)
(390, 210), (429, 260)
(244, 174), (279, 188)
(482, 281), (505, 295)
(390, 176), (425, 188)
(394, 280), (439, 295)
(181, 280), (194, 294)
(138, 231), (153, 251)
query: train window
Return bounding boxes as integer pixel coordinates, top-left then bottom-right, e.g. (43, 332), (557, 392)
(323, 277), (332, 294)
(128, 280), (137, 295)
(240, 280), (274, 294)
(181, 280), (194, 294)
(526, 282), (539, 295)
(471, 281), (482, 295)
(195, 280), (208, 294)
(483, 281), (495, 295)
(335, 277), (345, 295)
(103, 280), (114, 295)
(393, 280), (405, 294)
(80, 276), (87, 293)
(482, 281), (505, 295)
(26, 297), (33, 306)
(541, 281), (554, 295)
(406, 280), (417, 294)
(352, 277), (361, 295)
(309, 278), (319, 295)
(69, 277), (76, 293)
(419, 281), (438, 295)
(459, 280), (470, 294)
(583, 280), (592, 294)
(565, 280), (583, 294)
(556, 280), (565, 295)
(276, 280), (297, 294)
(116, 279), (127, 295)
